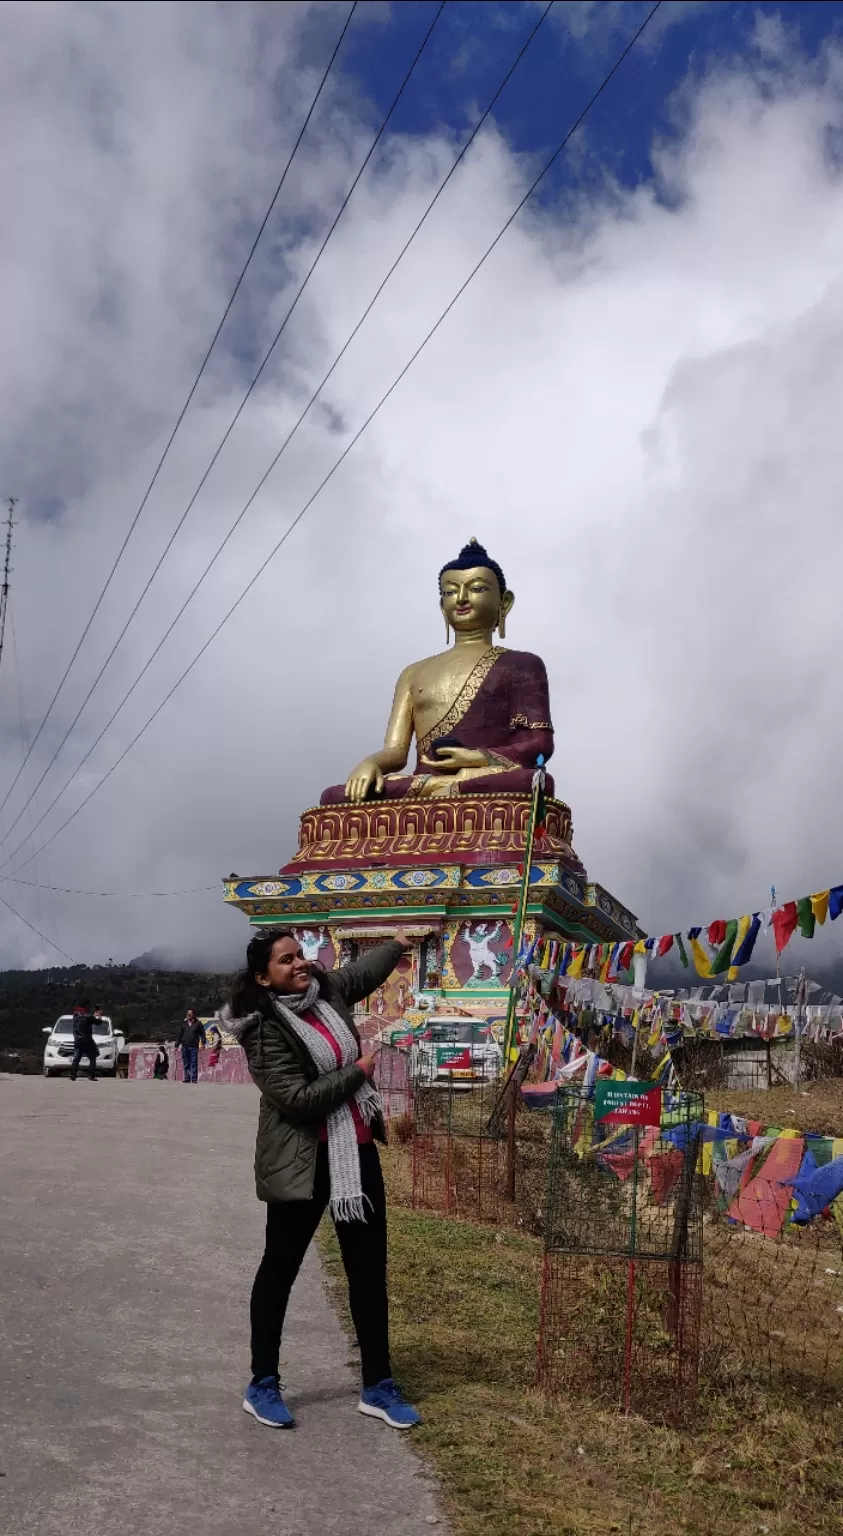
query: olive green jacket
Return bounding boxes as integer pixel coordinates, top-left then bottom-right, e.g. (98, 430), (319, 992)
(230, 941), (404, 1203)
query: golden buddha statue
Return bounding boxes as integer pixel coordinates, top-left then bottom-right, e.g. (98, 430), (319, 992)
(320, 540), (555, 804)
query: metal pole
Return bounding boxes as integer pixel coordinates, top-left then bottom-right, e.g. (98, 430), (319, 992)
(623, 1125), (640, 1413)
(502, 760), (543, 1065)
(0, 498), (16, 675)
(630, 1013), (640, 1079)
(794, 966), (806, 1090)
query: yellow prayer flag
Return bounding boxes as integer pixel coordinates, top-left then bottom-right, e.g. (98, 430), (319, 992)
(633, 939), (647, 955)
(811, 890), (830, 926)
(727, 913), (752, 982)
(688, 935), (713, 978)
(568, 946), (585, 979)
(701, 1110), (719, 1177)
(733, 913), (752, 951)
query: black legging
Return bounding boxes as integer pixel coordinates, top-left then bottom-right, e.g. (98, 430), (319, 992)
(250, 1140), (390, 1388)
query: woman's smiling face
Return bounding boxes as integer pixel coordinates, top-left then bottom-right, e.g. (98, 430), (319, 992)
(257, 934), (312, 994)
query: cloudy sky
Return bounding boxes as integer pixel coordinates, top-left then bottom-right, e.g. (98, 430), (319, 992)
(2, 0), (843, 974)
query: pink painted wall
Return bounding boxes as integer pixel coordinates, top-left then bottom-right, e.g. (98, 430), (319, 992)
(129, 1044), (251, 1084)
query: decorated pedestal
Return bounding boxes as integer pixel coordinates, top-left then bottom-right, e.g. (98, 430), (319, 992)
(224, 793), (638, 1025)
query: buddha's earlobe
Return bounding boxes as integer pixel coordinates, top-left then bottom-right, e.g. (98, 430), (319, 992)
(498, 588), (514, 640)
(442, 603), (449, 642)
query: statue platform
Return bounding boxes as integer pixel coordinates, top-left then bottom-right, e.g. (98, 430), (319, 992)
(224, 793), (638, 1023)
(280, 792), (581, 873)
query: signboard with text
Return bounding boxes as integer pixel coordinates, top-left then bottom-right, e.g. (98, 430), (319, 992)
(594, 1079), (662, 1127)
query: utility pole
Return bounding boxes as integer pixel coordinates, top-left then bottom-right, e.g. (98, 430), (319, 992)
(0, 498), (16, 675)
(793, 965), (807, 1090)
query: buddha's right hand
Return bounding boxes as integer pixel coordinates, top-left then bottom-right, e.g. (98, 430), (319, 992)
(345, 757), (385, 803)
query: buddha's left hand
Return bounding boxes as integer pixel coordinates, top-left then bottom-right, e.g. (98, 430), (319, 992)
(420, 746), (488, 771)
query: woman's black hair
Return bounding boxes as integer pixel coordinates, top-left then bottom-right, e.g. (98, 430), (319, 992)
(230, 927), (326, 1016)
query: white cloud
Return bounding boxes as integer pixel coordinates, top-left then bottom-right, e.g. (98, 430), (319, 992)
(1, 4), (843, 978)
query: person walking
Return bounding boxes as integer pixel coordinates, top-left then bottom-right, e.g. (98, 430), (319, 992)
(69, 998), (98, 1082)
(222, 926), (420, 1432)
(175, 1009), (206, 1083)
(153, 1043), (170, 1080)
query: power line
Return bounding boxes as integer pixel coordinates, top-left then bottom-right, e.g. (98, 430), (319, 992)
(2, 1), (661, 879)
(0, 876), (219, 898)
(8, 598), (63, 954)
(0, 0), (547, 867)
(0, 0), (446, 859)
(0, 0), (359, 828)
(0, 499), (16, 674)
(0, 888), (79, 964)
(0, 521), (59, 946)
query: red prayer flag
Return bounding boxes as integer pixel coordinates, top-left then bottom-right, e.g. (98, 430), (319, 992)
(772, 902), (798, 954)
(618, 940), (635, 971)
(657, 934), (674, 958)
(707, 919), (727, 946)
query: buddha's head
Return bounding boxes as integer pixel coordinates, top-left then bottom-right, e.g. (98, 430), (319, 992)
(438, 538), (514, 639)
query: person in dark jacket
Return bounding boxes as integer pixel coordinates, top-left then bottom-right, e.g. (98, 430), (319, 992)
(153, 1044), (170, 1080)
(222, 926), (420, 1433)
(175, 1009), (206, 1083)
(69, 998), (98, 1082)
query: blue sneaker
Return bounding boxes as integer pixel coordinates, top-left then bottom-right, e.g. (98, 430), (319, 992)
(243, 1376), (295, 1428)
(358, 1379), (421, 1429)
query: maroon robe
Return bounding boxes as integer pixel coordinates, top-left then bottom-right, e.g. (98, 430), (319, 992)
(321, 648), (554, 803)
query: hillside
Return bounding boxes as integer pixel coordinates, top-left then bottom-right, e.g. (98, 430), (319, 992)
(0, 964), (231, 1073)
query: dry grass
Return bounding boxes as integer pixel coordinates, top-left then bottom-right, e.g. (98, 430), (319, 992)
(713, 1079), (843, 1136)
(319, 1153), (843, 1536)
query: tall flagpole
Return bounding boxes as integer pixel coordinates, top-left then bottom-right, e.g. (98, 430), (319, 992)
(503, 756), (546, 1065)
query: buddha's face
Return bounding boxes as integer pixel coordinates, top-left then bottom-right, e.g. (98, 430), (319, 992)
(440, 565), (512, 633)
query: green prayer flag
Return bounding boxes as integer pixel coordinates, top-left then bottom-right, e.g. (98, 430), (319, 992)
(709, 918), (739, 976)
(797, 896), (815, 939)
(675, 933), (689, 968)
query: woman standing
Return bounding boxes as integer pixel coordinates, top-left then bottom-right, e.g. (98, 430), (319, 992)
(223, 927), (420, 1432)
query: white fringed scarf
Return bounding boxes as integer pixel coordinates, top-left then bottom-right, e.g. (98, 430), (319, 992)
(270, 979), (382, 1222)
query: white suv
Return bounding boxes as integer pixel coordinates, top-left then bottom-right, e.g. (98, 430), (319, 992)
(43, 1015), (125, 1077)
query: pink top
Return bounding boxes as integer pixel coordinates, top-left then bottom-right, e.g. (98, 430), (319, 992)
(303, 1012), (372, 1145)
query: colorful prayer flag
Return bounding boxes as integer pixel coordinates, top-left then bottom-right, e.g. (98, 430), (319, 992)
(568, 946), (585, 979)
(811, 890), (830, 926)
(830, 886), (843, 921)
(709, 918), (738, 976)
(687, 927), (713, 979)
(772, 902), (798, 954)
(618, 941), (635, 971)
(731, 913), (761, 969)
(796, 896), (815, 940)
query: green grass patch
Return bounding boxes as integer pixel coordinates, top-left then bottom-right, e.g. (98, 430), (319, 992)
(318, 1159), (843, 1536)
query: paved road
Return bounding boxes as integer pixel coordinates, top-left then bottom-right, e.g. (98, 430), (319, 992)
(0, 1078), (443, 1536)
